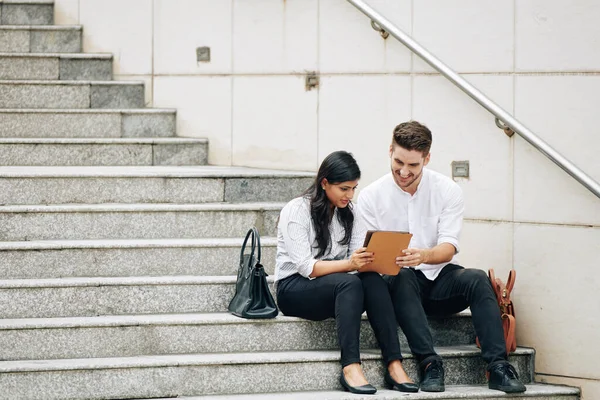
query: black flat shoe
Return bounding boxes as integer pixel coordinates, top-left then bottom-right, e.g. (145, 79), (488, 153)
(385, 371), (419, 393)
(339, 373), (377, 395)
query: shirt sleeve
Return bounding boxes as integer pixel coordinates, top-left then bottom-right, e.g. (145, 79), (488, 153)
(437, 183), (464, 253)
(348, 206), (368, 256)
(356, 190), (379, 230)
(280, 203), (319, 278)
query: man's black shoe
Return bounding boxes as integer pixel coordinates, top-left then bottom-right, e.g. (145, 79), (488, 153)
(420, 359), (445, 392)
(488, 363), (527, 393)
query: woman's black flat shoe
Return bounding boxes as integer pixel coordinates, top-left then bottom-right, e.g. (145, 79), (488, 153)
(340, 373), (377, 395)
(385, 371), (419, 393)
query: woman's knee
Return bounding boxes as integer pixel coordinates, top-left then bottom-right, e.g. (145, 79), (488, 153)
(333, 274), (364, 301)
(359, 271), (387, 289)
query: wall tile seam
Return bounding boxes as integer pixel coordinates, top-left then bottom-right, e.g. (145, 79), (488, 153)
(145, 72), (600, 78)
(464, 218), (599, 229)
(536, 372), (600, 383)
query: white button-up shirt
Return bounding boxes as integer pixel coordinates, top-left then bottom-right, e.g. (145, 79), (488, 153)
(357, 168), (464, 280)
(275, 196), (367, 282)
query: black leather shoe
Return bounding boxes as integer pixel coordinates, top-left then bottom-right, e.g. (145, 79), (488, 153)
(419, 359), (445, 392)
(384, 371), (419, 393)
(339, 373), (377, 395)
(488, 363), (527, 393)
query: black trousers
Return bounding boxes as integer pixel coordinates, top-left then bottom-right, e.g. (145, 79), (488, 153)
(386, 264), (508, 369)
(277, 271), (403, 368)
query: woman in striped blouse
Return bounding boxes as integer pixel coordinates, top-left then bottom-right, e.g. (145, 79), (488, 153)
(275, 151), (419, 395)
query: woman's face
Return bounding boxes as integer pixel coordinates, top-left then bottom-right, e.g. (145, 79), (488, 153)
(322, 179), (359, 209)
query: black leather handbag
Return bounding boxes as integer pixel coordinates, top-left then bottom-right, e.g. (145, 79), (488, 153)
(228, 227), (278, 319)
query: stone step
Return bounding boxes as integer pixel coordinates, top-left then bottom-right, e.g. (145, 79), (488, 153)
(0, 166), (312, 203)
(0, 138), (207, 166)
(0, 166), (314, 203)
(0, 109), (176, 138)
(178, 384), (580, 400)
(0, 347), (535, 399)
(0, 202), (283, 241)
(0, 238), (278, 278)
(0, 276), (265, 317)
(0, 80), (144, 109)
(0, 312), (475, 360)
(0, 1), (54, 26)
(0, 25), (81, 53)
(0, 53), (112, 80)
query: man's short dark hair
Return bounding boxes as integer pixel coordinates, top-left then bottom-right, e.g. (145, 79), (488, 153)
(392, 121), (432, 156)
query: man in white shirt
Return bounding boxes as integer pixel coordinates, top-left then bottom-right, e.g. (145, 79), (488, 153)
(357, 121), (526, 394)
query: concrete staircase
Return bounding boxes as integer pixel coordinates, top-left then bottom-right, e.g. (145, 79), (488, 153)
(0, 2), (580, 399)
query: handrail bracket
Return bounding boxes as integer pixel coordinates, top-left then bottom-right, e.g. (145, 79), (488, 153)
(495, 118), (515, 138)
(370, 20), (389, 39)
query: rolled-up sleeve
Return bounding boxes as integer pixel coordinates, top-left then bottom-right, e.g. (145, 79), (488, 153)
(437, 184), (464, 253)
(280, 204), (319, 278)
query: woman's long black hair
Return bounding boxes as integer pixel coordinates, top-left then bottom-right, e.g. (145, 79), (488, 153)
(303, 151), (361, 258)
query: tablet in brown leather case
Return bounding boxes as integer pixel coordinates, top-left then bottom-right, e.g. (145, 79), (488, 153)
(361, 230), (413, 275)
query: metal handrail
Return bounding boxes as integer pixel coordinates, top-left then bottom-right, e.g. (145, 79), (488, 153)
(348, 0), (600, 199)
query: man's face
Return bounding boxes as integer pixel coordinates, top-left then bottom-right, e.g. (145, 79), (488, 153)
(389, 144), (430, 193)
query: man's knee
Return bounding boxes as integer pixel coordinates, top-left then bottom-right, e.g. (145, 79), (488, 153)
(392, 268), (418, 288)
(460, 269), (493, 295)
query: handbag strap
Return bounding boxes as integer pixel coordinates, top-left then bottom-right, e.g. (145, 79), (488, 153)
(240, 227), (262, 265)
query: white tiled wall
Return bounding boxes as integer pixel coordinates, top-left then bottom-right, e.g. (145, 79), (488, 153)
(516, 1), (600, 71)
(514, 75), (600, 226)
(413, 74), (514, 221)
(53, 0), (79, 25)
(233, 0), (318, 74)
(515, 224), (600, 379)
(319, 0), (412, 73)
(318, 75), (411, 186)
(232, 76), (318, 170)
(413, 0), (514, 73)
(154, 0), (233, 75)
(153, 76), (232, 165)
(460, 220), (513, 275)
(80, 0), (152, 75)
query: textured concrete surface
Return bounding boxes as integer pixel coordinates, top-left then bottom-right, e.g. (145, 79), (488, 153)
(152, 142), (208, 166)
(0, 276), (242, 318)
(0, 109), (176, 138)
(122, 111), (177, 137)
(0, 81), (90, 108)
(225, 177), (313, 202)
(0, 348), (534, 399)
(0, 166), (310, 203)
(30, 27), (81, 53)
(182, 384), (580, 399)
(0, 238), (278, 278)
(0, 139), (207, 166)
(90, 82), (145, 108)
(0, 28), (29, 52)
(0, 54), (57, 79)
(0, 313), (475, 360)
(0, 203), (283, 240)
(0, 176), (224, 203)
(1, 3), (54, 25)
(59, 57), (112, 80)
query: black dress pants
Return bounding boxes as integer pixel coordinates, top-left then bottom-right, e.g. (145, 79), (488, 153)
(386, 264), (508, 369)
(277, 272), (403, 368)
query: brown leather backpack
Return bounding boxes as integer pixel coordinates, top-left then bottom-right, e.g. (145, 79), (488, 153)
(476, 269), (517, 354)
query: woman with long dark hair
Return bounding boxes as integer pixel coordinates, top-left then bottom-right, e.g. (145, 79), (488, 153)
(275, 151), (419, 394)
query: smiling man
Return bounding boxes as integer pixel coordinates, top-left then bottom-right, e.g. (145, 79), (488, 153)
(357, 121), (526, 394)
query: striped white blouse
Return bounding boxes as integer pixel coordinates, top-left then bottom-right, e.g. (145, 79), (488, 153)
(275, 196), (367, 282)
